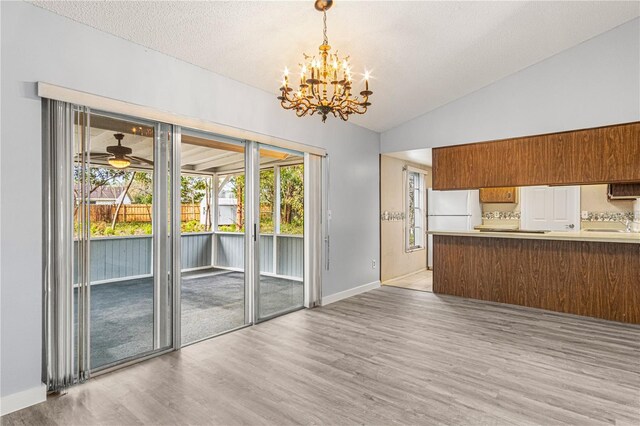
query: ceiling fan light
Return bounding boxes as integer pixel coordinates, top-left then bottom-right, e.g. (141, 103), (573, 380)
(108, 155), (131, 169)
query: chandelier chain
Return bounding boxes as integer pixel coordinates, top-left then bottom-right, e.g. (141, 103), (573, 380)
(323, 10), (328, 45)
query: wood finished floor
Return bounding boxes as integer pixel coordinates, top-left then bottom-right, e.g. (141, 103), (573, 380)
(3, 286), (640, 425)
(383, 269), (433, 292)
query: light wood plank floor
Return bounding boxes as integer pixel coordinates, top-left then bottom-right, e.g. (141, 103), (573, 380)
(3, 286), (639, 425)
(383, 269), (433, 292)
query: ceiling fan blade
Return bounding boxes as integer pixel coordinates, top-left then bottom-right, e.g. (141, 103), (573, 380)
(84, 152), (110, 158)
(128, 156), (154, 166)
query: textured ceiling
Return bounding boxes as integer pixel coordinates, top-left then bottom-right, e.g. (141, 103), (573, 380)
(30, 1), (640, 133)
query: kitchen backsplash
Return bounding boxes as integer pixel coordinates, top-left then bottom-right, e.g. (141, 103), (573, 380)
(380, 211), (405, 221)
(482, 211), (521, 220)
(581, 211), (634, 222)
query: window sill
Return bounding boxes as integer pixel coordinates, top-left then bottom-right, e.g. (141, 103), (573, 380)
(405, 247), (425, 253)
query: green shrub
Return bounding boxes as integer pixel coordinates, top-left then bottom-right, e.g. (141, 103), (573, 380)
(181, 220), (207, 233)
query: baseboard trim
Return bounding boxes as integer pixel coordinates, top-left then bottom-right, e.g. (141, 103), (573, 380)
(382, 267), (427, 284)
(321, 280), (381, 306)
(1, 384), (46, 416)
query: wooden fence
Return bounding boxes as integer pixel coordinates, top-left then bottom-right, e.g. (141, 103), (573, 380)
(81, 204), (201, 223)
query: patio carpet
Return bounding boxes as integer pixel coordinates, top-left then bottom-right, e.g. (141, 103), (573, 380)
(76, 270), (303, 369)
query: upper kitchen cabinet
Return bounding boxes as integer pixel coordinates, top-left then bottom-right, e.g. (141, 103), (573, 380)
(608, 182), (640, 199)
(432, 122), (640, 190)
(479, 187), (517, 203)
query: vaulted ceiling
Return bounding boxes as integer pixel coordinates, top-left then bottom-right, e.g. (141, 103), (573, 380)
(31, 1), (640, 133)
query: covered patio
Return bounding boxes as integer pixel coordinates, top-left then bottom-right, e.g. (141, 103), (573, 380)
(78, 269), (302, 368)
(74, 119), (306, 369)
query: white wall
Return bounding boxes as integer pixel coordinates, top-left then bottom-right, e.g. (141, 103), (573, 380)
(0, 1), (380, 403)
(380, 156), (431, 281)
(381, 18), (640, 152)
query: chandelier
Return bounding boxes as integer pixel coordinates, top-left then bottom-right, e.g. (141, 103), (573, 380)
(278, 0), (372, 123)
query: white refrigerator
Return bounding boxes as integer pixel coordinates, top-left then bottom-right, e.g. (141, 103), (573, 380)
(427, 189), (482, 269)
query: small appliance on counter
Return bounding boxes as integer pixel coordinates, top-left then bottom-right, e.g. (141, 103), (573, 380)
(427, 189), (482, 269)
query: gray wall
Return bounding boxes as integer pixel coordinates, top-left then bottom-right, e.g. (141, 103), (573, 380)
(381, 18), (640, 153)
(0, 1), (380, 399)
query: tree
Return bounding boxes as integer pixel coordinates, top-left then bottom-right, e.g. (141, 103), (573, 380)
(73, 166), (130, 202)
(129, 172), (153, 204)
(111, 171), (137, 229)
(181, 176), (209, 204)
(280, 165), (304, 232)
(231, 174), (245, 231)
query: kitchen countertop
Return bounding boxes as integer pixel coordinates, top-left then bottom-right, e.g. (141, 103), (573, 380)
(427, 229), (640, 244)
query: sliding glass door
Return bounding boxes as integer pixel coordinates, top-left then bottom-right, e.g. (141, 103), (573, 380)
(45, 102), (321, 391)
(255, 145), (305, 321)
(178, 129), (248, 345)
(72, 110), (172, 372)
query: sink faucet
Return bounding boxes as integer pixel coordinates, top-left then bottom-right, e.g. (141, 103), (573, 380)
(619, 219), (632, 232)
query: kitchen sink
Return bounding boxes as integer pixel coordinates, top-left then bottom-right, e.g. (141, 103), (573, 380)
(478, 228), (549, 234)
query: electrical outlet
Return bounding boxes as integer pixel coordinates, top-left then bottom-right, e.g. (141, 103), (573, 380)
(372, 259), (376, 269)
(581, 210), (589, 219)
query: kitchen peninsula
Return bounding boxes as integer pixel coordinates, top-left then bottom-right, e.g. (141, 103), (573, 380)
(430, 231), (639, 323)
(431, 122), (640, 324)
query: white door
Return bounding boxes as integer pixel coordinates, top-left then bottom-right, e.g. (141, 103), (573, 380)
(521, 186), (580, 231)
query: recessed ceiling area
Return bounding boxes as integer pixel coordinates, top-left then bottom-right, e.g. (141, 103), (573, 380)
(31, 1), (640, 133)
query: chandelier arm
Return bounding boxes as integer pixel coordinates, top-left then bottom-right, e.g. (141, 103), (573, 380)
(346, 98), (366, 111)
(281, 89), (312, 110)
(281, 102), (301, 111)
(294, 94), (313, 108)
(279, 94), (299, 109)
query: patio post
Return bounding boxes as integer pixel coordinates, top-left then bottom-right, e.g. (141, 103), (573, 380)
(273, 165), (280, 275)
(212, 172), (218, 269)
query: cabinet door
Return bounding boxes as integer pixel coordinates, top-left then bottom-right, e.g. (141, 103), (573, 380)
(433, 122), (640, 190)
(608, 182), (640, 199)
(479, 187), (517, 203)
(520, 186), (580, 231)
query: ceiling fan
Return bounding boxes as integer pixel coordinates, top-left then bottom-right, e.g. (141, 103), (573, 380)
(89, 133), (153, 169)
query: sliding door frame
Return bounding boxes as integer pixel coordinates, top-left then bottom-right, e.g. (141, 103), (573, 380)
(171, 126), (183, 349)
(43, 93), (325, 387)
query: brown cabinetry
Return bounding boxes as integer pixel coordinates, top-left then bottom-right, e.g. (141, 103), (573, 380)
(608, 182), (640, 199)
(479, 187), (517, 203)
(433, 122), (640, 190)
(433, 235), (640, 324)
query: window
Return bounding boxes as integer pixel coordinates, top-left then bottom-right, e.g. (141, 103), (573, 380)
(406, 169), (425, 251)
